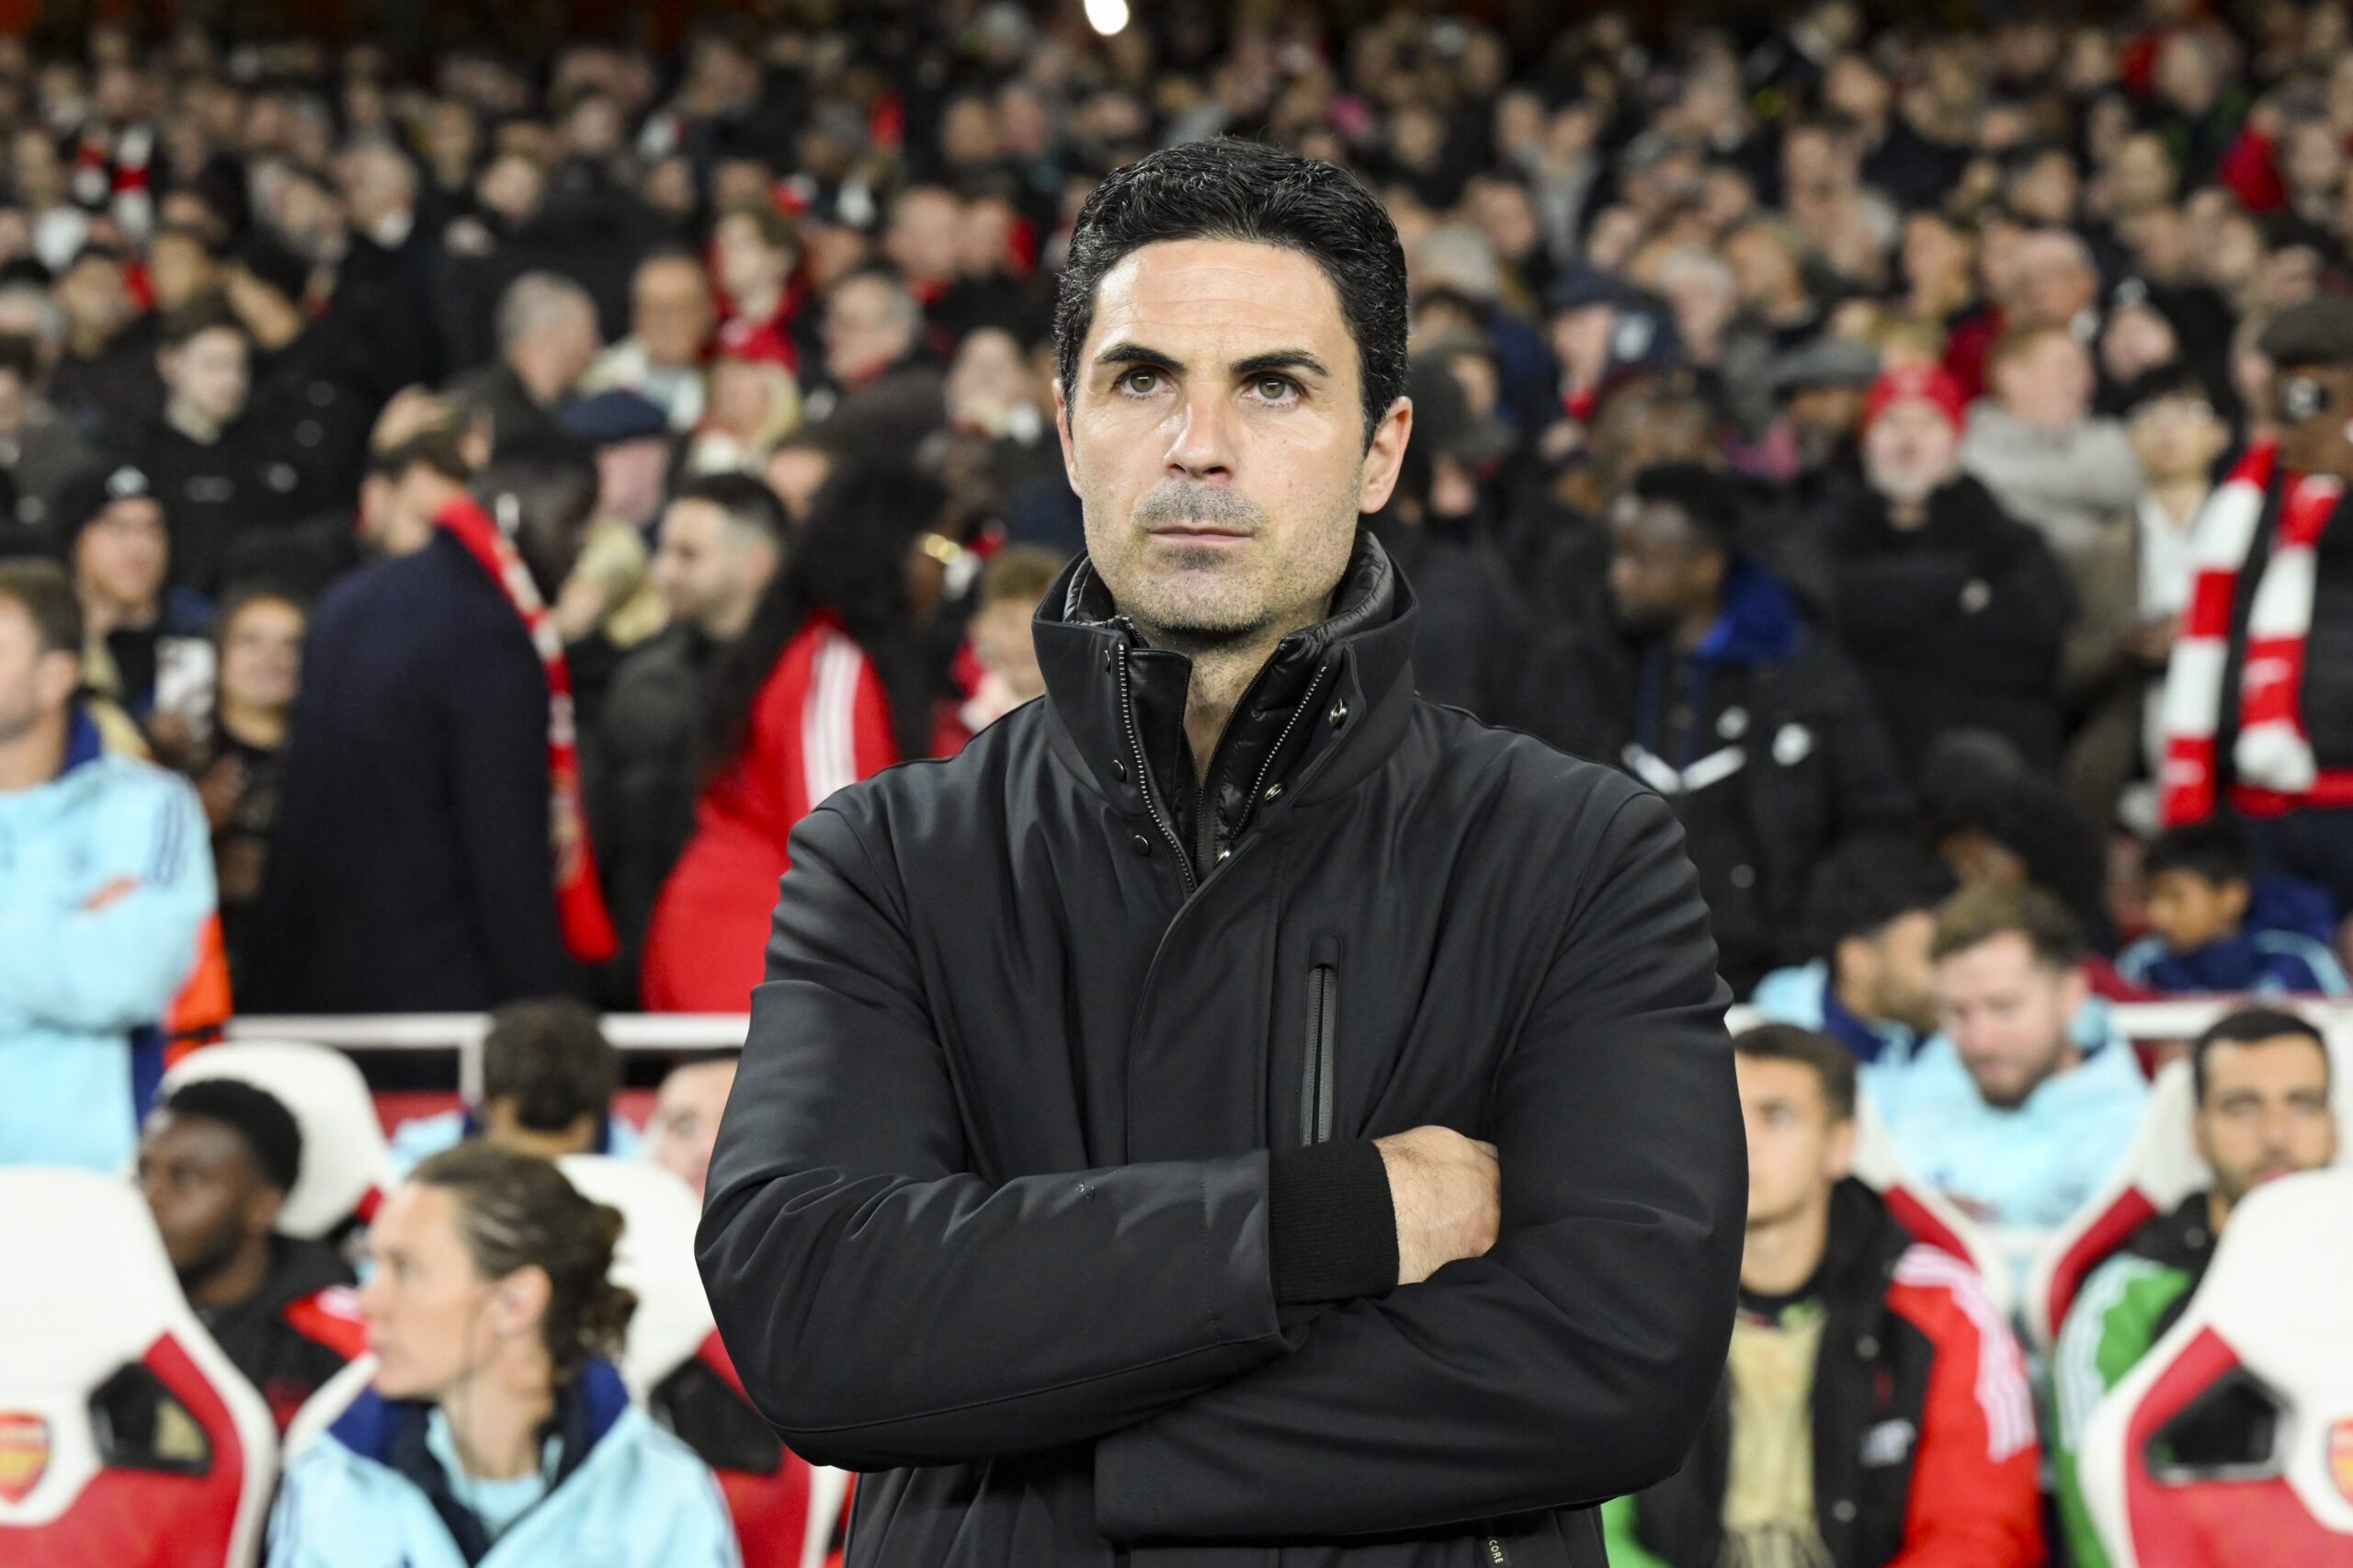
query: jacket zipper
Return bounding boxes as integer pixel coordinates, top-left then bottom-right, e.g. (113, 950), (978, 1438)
(1115, 642), (1196, 892)
(1300, 954), (1337, 1146)
(1242, 661), (1336, 828)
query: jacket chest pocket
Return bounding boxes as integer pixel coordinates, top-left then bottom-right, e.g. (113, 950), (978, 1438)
(1300, 934), (1341, 1147)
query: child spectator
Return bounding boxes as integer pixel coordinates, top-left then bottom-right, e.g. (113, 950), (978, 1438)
(388, 998), (642, 1176)
(959, 543), (1063, 734)
(2116, 822), (2349, 995)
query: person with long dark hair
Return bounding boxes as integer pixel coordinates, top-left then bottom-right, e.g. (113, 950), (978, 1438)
(639, 464), (941, 1012)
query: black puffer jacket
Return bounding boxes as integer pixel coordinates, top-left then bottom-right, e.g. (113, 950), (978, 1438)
(698, 532), (1745, 1566)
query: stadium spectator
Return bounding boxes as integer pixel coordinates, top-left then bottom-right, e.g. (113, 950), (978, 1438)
(1763, 334), (1878, 508)
(709, 204), (803, 377)
(249, 438), (612, 1013)
(640, 466), (939, 1011)
(268, 1144), (737, 1566)
(587, 474), (788, 996)
(809, 268), (945, 457)
(1558, 460), (1907, 991)
(1751, 835), (1959, 1065)
(2158, 295), (2353, 915)
(645, 1051), (738, 1199)
(0, 330), (96, 552)
(446, 272), (604, 457)
(1603, 1025), (2042, 1568)
(2117, 821), (2349, 995)
(2052, 1006), (2338, 1568)
(59, 458), (210, 736)
(580, 248), (715, 432)
(1829, 365), (2075, 778)
(957, 543), (1063, 735)
(0, 557), (212, 1170)
(48, 243), (159, 446)
(354, 427), (472, 561)
(1960, 323), (2143, 562)
(389, 996), (638, 1176)
(137, 1076), (365, 1432)
(1867, 882), (2147, 1244)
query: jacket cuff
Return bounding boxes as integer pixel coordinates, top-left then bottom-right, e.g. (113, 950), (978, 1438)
(1267, 1139), (1397, 1304)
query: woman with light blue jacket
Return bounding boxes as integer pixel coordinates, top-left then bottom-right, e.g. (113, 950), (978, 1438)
(268, 1143), (739, 1567)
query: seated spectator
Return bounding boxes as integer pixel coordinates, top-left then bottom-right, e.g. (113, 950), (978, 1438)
(1559, 461), (1907, 992)
(1829, 365), (2075, 778)
(958, 543), (1062, 735)
(137, 1077), (365, 1431)
(58, 459), (210, 738)
(641, 466), (940, 1012)
(2117, 822), (2348, 995)
(1865, 883), (2148, 1249)
(1751, 835), (1957, 1064)
(587, 474), (788, 999)
(268, 1144), (737, 1566)
(580, 248), (714, 432)
(445, 273), (603, 457)
(1603, 1025), (2042, 1568)
(249, 438), (614, 1012)
(0, 558), (213, 1169)
(1960, 323), (2143, 562)
(644, 1051), (738, 1199)
(2052, 1007), (2339, 1568)
(389, 997), (640, 1176)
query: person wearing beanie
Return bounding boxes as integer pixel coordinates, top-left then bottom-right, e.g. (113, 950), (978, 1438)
(137, 1075), (367, 1432)
(54, 458), (211, 741)
(1826, 363), (2075, 778)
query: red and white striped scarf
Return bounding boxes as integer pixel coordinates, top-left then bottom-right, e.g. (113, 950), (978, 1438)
(2159, 438), (2353, 824)
(438, 495), (620, 964)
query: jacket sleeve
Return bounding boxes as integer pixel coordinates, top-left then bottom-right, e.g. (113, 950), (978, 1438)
(1883, 1248), (2046, 1568)
(695, 802), (1294, 1471)
(1092, 788), (1744, 1539)
(2050, 1254), (2186, 1568)
(0, 770), (213, 1032)
(443, 628), (575, 998)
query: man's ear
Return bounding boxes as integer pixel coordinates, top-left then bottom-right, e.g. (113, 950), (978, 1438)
(246, 1183), (287, 1239)
(1357, 396), (1414, 513)
(2219, 877), (2253, 927)
(1053, 376), (1081, 493)
(1825, 1116), (1859, 1183)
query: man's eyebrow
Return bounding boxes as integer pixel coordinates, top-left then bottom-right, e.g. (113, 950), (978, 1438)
(1232, 349), (1332, 379)
(1093, 341), (1181, 371)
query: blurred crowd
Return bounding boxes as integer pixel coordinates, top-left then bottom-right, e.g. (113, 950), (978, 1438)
(2, 1), (2353, 1564)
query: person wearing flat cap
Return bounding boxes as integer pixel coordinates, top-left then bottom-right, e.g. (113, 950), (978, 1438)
(2154, 295), (2353, 912)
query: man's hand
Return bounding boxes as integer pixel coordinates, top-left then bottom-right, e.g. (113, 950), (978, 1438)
(1376, 1125), (1501, 1286)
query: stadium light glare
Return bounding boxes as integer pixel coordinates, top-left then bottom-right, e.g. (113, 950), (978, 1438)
(1086, 0), (1130, 37)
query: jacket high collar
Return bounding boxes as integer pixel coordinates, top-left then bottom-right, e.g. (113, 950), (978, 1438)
(1032, 528), (1417, 887)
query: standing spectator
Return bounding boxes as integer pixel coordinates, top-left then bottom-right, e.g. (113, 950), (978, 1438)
(1562, 461), (1908, 991)
(1830, 365), (2075, 777)
(582, 248), (715, 432)
(137, 1077), (365, 1432)
(1604, 1025), (2042, 1568)
(49, 243), (160, 445)
(1751, 835), (1959, 1065)
(808, 268), (946, 456)
(1867, 883), (2147, 1246)
(645, 1051), (738, 1199)
(249, 438), (614, 1013)
(1961, 324), (2143, 563)
(170, 587), (304, 998)
(445, 272), (604, 456)
(587, 475), (788, 997)
(59, 460), (210, 733)
(640, 466), (939, 1012)
(355, 428), (473, 561)
(386, 997), (640, 1176)
(2052, 1008), (2338, 1568)
(0, 558), (213, 1170)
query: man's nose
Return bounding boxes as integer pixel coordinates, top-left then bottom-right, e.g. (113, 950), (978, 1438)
(1165, 382), (1239, 479)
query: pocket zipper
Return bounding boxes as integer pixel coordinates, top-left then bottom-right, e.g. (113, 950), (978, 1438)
(1300, 960), (1337, 1146)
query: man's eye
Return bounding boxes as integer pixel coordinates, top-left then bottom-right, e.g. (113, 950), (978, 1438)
(1120, 369), (1162, 395)
(1254, 376), (1296, 402)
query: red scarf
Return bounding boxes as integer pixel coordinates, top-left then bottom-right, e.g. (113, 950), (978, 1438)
(438, 496), (620, 964)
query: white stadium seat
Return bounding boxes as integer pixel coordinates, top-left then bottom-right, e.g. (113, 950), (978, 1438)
(160, 1040), (395, 1240)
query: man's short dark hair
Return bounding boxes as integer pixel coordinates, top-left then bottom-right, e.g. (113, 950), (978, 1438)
(1930, 881), (2086, 971)
(1733, 1023), (1858, 1122)
(2191, 1006), (2332, 1102)
(1054, 137), (1408, 449)
(159, 292), (246, 350)
(369, 427), (472, 486)
(1628, 460), (1744, 554)
(673, 472), (789, 549)
(2143, 820), (2252, 889)
(1802, 835), (1961, 960)
(0, 556), (82, 656)
(2258, 294), (2353, 370)
(158, 1077), (303, 1195)
(482, 997), (619, 1133)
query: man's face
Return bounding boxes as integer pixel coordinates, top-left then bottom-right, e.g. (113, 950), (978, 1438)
(885, 188), (964, 285)
(595, 436), (671, 530)
(822, 277), (915, 389)
(652, 497), (778, 635)
(1993, 333), (2093, 430)
(633, 257), (713, 369)
(163, 326), (249, 428)
(1608, 498), (1721, 638)
(75, 497), (169, 609)
(2194, 1035), (2338, 1210)
(137, 1112), (274, 1292)
(1862, 401), (1961, 506)
(1840, 908), (1941, 1034)
(651, 1059), (738, 1199)
(713, 212), (790, 303)
(1737, 1055), (1854, 1230)
(1055, 239), (1408, 648)
(2129, 393), (2228, 483)
(2143, 869), (2248, 954)
(1936, 933), (2086, 1108)
(1786, 384), (1866, 472)
(763, 445), (832, 523)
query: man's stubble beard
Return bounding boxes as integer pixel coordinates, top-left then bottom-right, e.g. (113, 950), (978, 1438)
(1093, 475), (1356, 652)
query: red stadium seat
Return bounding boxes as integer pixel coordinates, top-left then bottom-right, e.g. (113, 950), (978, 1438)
(558, 1154), (847, 1568)
(2077, 1168), (2353, 1567)
(162, 1040), (394, 1240)
(1850, 1088), (2016, 1319)
(0, 1166), (278, 1568)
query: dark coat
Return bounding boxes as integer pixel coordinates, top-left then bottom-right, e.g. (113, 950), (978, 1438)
(244, 531), (581, 1012)
(1828, 475), (2074, 778)
(698, 534), (1745, 1566)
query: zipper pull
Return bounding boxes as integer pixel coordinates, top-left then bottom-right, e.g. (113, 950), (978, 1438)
(1481, 1532), (1510, 1564)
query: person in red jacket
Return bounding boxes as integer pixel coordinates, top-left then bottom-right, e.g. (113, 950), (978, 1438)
(640, 467), (944, 1011)
(1605, 1024), (2044, 1568)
